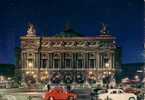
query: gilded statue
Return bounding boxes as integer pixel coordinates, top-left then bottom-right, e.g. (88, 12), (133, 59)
(27, 23), (36, 36)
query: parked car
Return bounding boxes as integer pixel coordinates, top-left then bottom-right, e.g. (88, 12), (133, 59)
(1, 92), (43, 100)
(98, 89), (137, 100)
(137, 90), (145, 100)
(90, 88), (103, 100)
(124, 88), (141, 95)
(42, 87), (77, 100)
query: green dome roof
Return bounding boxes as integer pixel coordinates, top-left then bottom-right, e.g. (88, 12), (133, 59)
(54, 29), (83, 37)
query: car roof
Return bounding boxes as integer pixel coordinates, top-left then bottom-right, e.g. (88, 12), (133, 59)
(107, 89), (123, 92)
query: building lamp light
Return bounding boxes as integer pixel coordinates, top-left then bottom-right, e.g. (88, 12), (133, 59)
(28, 62), (33, 67)
(26, 71), (30, 74)
(0, 76), (4, 81)
(105, 63), (109, 68)
(89, 71), (93, 75)
(31, 71), (34, 74)
(45, 71), (48, 74)
(108, 71), (112, 75)
(33, 75), (37, 78)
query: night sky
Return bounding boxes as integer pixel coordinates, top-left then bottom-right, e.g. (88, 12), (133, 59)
(0, 0), (143, 64)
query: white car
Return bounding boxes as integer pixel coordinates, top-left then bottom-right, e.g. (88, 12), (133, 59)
(98, 89), (137, 100)
(1, 92), (43, 100)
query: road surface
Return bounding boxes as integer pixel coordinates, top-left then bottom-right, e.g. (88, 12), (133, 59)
(0, 88), (92, 100)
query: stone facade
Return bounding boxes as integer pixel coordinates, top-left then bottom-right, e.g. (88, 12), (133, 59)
(19, 24), (121, 85)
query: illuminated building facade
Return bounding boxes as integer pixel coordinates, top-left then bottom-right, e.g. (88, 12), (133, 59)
(20, 23), (121, 85)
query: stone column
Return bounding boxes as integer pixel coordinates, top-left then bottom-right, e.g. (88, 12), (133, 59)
(40, 53), (43, 68)
(51, 53), (54, 69)
(112, 53), (115, 68)
(96, 52), (99, 69)
(100, 55), (103, 68)
(24, 52), (27, 68)
(82, 53), (85, 70)
(34, 52), (36, 68)
(85, 53), (88, 69)
(47, 53), (49, 68)
(48, 53), (51, 69)
(99, 54), (101, 68)
(38, 53), (40, 68)
(73, 53), (77, 69)
(110, 53), (113, 69)
(61, 53), (64, 69)
(21, 52), (24, 68)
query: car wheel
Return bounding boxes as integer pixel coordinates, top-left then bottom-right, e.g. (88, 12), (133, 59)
(68, 96), (74, 100)
(129, 97), (135, 100)
(49, 96), (55, 100)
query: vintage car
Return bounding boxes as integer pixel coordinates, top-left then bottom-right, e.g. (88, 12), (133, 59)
(42, 87), (77, 100)
(98, 89), (137, 100)
(90, 88), (103, 100)
(1, 92), (43, 100)
(124, 88), (141, 95)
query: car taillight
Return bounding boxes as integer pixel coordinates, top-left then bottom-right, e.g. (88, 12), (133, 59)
(49, 96), (54, 100)
(42, 94), (45, 99)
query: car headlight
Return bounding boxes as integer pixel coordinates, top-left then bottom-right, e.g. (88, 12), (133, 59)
(68, 96), (74, 100)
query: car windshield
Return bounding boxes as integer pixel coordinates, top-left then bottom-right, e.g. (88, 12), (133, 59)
(50, 87), (66, 92)
(98, 90), (108, 94)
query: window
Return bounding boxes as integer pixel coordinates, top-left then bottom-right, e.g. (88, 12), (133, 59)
(53, 53), (60, 69)
(54, 59), (60, 68)
(65, 59), (71, 68)
(42, 59), (47, 68)
(28, 59), (33, 68)
(110, 91), (117, 94)
(78, 59), (83, 68)
(64, 53), (72, 69)
(103, 54), (109, 63)
(89, 59), (95, 68)
(77, 53), (84, 68)
(88, 53), (96, 68)
(118, 90), (123, 94)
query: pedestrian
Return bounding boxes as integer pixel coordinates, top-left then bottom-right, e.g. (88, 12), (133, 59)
(66, 85), (71, 91)
(47, 84), (50, 91)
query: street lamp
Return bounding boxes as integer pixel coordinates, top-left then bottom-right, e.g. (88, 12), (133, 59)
(104, 62), (111, 89)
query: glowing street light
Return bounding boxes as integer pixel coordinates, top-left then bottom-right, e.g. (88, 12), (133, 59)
(103, 62), (112, 88)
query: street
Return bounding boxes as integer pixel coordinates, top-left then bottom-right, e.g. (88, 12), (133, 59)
(73, 88), (91, 100)
(0, 88), (92, 100)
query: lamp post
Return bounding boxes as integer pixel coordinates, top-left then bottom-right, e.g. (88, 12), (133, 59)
(104, 62), (112, 89)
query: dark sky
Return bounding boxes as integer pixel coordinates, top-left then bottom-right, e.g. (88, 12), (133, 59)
(0, 0), (144, 64)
